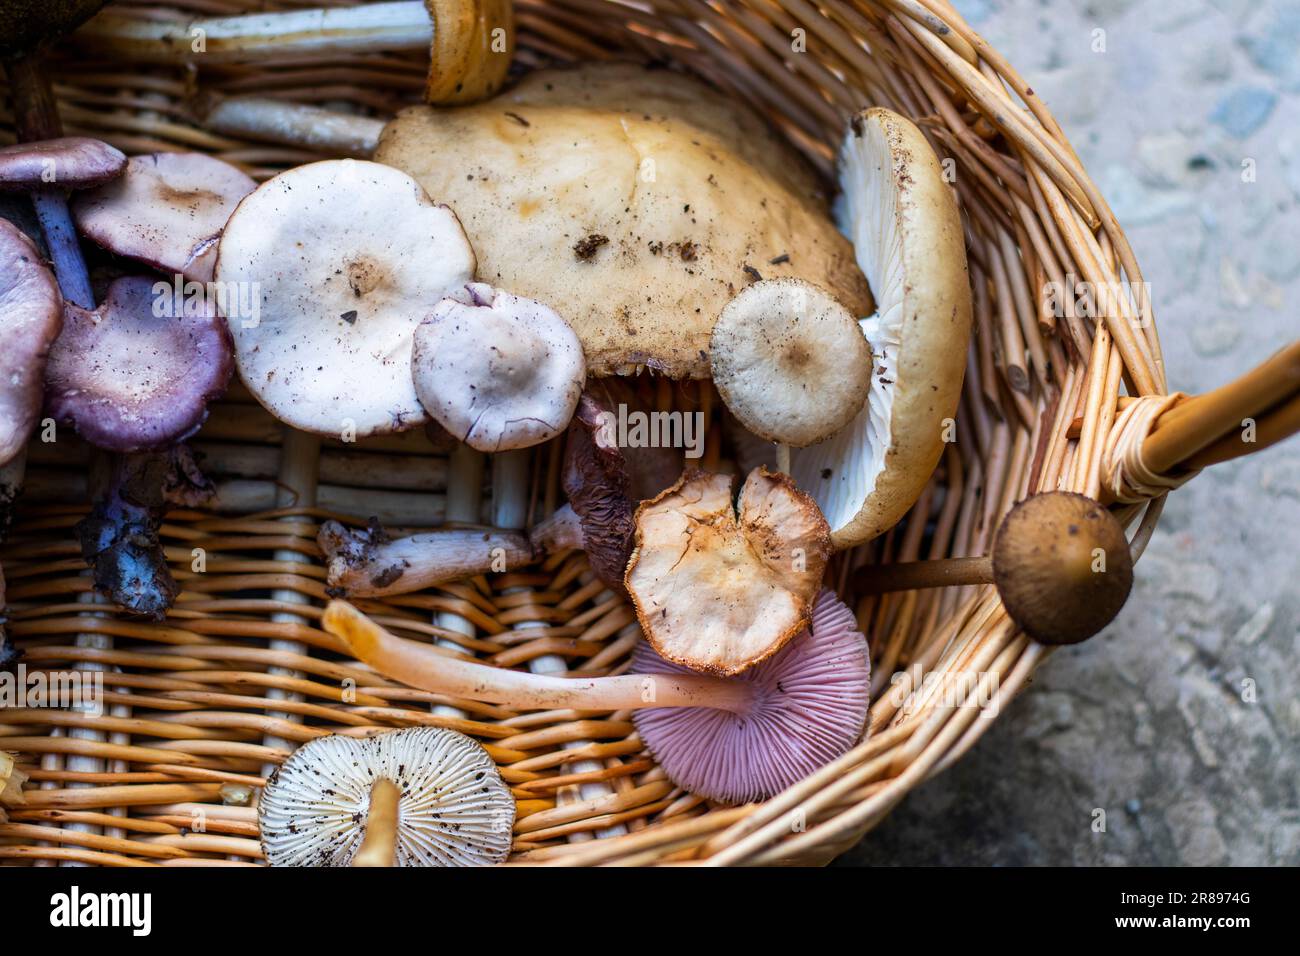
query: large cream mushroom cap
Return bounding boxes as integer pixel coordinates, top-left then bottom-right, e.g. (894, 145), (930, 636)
(710, 277), (872, 447)
(215, 159), (475, 437)
(792, 108), (971, 548)
(375, 62), (871, 379)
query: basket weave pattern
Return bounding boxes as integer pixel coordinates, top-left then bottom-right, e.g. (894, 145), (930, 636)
(0, 0), (1167, 866)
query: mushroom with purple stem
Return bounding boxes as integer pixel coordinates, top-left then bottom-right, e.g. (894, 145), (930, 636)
(322, 590), (871, 806)
(71, 152), (256, 284)
(44, 275), (234, 618)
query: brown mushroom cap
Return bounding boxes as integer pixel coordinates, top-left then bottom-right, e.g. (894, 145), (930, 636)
(992, 492), (1134, 645)
(0, 137), (125, 190)
(710, 278), (872, 447)
(72, 152), (256, 283)
(375, 62), (871, 379)
(625, 467), (831, 676)
(0, 217), (63, 467)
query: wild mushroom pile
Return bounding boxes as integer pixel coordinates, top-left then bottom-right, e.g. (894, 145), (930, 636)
(2, 43), (1165, 863)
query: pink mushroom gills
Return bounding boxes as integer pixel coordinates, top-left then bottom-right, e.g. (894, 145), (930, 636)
(71, 152), (256, 283)
(529, 385), (684, 592)
(321, 593), (871, 805)
(44, 275), (234, 618)
(624, 468), (832, 676)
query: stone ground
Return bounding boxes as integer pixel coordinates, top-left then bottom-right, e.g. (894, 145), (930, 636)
(838, 0), (1300, 866)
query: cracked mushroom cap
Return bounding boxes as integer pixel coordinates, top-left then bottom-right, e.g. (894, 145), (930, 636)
(631, 589), (870, 804)
(625, 467), (831, 676)
(375, 62), (871, 379)
(72, 152), (256, 283)
(259, 727), (515, 867)
(792, 108), (972, 548)
(0, 217), (63, 467)
(411, 282), (585, 452)
(710, 278), (872, 447)
(216, 159), (475, 437)
(0, 136), (125, 191)
(45, 275), (233, 452)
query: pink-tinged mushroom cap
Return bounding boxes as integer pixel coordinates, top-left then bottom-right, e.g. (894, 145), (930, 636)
(0, 137), (125, 190)
(630, 589), (871, 805)
(45, 275), (233, 452)
(72, 152), (256, 283)
(0, 217), (63, 466)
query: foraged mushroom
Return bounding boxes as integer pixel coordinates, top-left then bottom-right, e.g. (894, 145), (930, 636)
(0, 136), (125, 307)
(216, 159), (475, 438)
(0, 217), (62, 473)
(0, 749), (28, 816)
(625, 468), (831, 676)
(854, 492), (1134, 645)
(710, 277), (872, 449)
(412, 282), (585, 452)
(72, 152), (256, 283)
(0, 562), (17, 669)
(375, 62), (871, 378)
(259, 727), (515, 867)
(79, 0), (514, 105)
(45, 275), (233, 618)
(792, 108), (972, 548)
(317, 518), (533, 598)
(631, 589), (871, 804)
(322, 594), (870, 805)
(46, 275), (233, 452)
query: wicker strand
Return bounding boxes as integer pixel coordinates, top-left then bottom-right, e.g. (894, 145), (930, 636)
(1100, 393), (1200, 504)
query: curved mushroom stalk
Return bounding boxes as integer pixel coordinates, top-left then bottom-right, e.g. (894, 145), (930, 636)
(0, 561), (18, 671)
(318, 519), (534, 598)
(323, 593), (871, 805)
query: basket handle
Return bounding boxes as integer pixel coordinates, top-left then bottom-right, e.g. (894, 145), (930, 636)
(1101, 341), (1300, 502)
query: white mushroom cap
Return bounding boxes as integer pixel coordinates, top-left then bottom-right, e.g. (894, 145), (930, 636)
(412, 282), (585, 452)
(258, 727), (514, 867)
(72, 152), (256, 283)
(792, 109), (972, 548)
(215, 159), (475, 438)
(710, 277), (872, 448)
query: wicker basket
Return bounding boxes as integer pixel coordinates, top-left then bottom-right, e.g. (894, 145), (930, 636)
(1, 0), (1293, 868)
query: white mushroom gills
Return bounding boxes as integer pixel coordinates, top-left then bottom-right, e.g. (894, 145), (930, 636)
(493, 448), (627, 841)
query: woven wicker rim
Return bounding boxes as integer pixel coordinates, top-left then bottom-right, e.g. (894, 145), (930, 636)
(0, 0), (1170, 867)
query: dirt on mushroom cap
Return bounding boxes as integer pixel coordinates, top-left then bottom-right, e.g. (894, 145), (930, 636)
(625, 467), (831, 676)
(375, 62), (872, 379)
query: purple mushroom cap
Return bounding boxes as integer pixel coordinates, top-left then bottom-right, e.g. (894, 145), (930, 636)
(0, 137), (126, 191)
(0, 216), (63, 466)
(45, 274), (234, 452)
(630, 589), (871, 805)
(72, 152), (256, 283)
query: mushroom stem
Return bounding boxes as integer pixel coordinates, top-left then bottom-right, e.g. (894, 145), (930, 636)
(853, 554), (992, 595)
(351, 777), (401, 868)
(318, 520), (534, 598)
(0, 450), (24, 540)
(324, 600), (756, 715)
(199, 96), (383, 158)
(76, 2), (434, 63)
(529, 503), (584, 553)
(2, 53), (94, 306)
(775, 443), (791, 476)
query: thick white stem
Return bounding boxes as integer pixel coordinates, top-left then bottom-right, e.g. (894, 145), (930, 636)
(320, 524), (533, 597)
(201, 97), (383, 158)
(76, 2), (432, 63)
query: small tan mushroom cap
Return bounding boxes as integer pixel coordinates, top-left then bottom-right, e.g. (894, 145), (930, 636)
(215, 159), (475, 437)
(711, 278), (872, 447)
(259, 727), (514, 867)
(793, 108), (972, 548)
(993, 492), (1134, 645)
(625, 468), (831, 676)
(375, 62), (872, 379)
